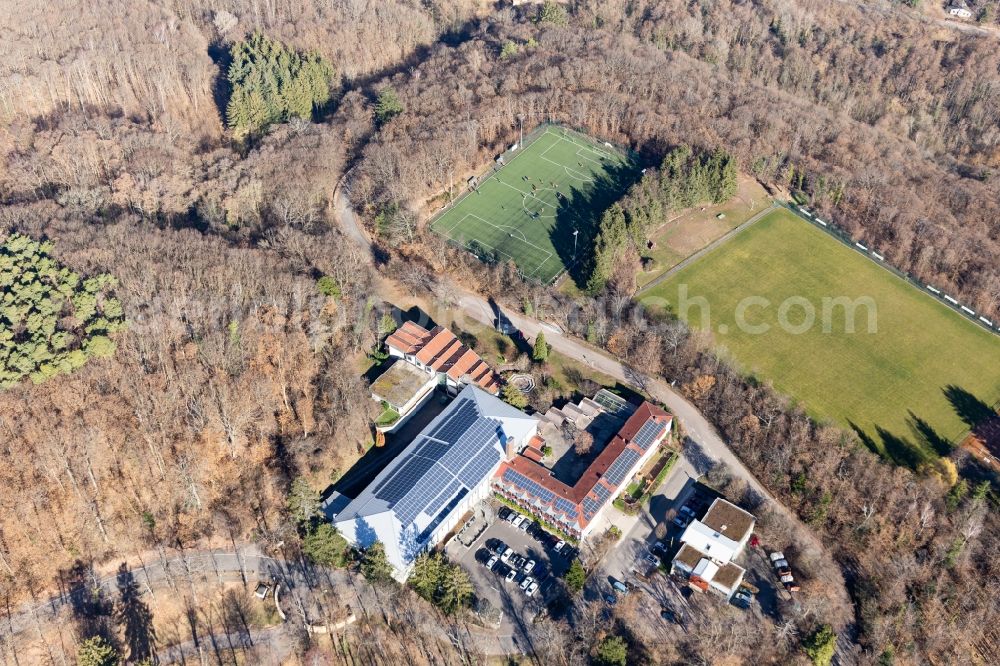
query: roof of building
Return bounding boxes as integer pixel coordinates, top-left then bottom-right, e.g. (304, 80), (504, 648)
(700, 498), (755, 545)
(673, 543), (706, 571)
(331, 384), (538, 579)
(712, 562), (746, 592)
(494, 400), (672, 533)
(370, 360), (432, 408)
(385, 322), (500, 394)
(385, 321), (433, 354)
(672, 544), (745, 593)
(679, 520), (740, 563)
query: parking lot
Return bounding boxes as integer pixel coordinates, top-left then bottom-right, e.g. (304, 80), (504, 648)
(448, 504), (577, 627)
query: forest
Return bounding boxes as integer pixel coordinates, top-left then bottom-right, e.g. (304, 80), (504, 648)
(0, 0), (998, 664)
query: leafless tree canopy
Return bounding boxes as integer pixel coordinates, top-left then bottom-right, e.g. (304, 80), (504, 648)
(1, 1), (998, 663)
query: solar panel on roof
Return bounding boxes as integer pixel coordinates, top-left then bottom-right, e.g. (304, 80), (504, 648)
(603, 448), (641, 486)
(412, 437), (451, 461)
(553, 497), (578, 519)
(581, 497), (600, 517)
(392, 463), (452, 524)
(373, 454), (436, 501)
(631, 419), (666, 451)
(591, 483), (611, 504)
(417, 487), (468, 543)
(425, 478), (461, 516)
(430, 398), (478, 443)
(439, 418), (498, 473)
(457, 447), (501, 488)
(501, 468), (556, 503)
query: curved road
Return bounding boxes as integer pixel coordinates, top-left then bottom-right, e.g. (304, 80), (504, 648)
(335, 170), (772, 501)
(333, 170), (854, 626)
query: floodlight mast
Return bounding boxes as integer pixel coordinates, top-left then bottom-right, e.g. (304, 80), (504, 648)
(573, 229), (579, 259)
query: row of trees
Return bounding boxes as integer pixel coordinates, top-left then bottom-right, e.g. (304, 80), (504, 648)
(1, 233), (124, 388)
(586, 145), (738, 292)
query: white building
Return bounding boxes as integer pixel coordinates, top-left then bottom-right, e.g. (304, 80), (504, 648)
(947, 1), (973, 18)
(385, 321), (501, 395)
(369, 360), (438, 432)
(328, 384), (538, 581)
(671, 498), (756, 600)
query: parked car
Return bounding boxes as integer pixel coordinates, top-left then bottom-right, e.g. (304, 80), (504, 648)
(511, 554), (525, 569)
(500, 547), (514, 564)
(492, 541), (508, 556)
(523, 559), (535, 574)
(660, 606), (679, 623)
(644, 554), (659, 567)
(526, 581), (539, 597)
(511, 515), (525, 528)
(673, 505), (696, 528)
(732, 589), (753, 609)
(769, 551), (785, 563)
(604, 594), (617, 606)
(505, 568), (517, 583)
(486, 555), (499, 570)
(772, 559), (791, 575)
(498, 507), (512, 522)
(519, 576), (534, 591)
(554, 540), (566, 553)
(519, 518), (533, 532)
(611, 580), (629, 595)
(650, 541), (667, 556)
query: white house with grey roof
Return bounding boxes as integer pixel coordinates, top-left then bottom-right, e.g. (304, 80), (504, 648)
(671, 498), (756, 600)
(326, 384), (539, 581)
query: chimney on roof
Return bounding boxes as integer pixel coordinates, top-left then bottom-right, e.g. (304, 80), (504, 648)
(500, 430), (518, 460)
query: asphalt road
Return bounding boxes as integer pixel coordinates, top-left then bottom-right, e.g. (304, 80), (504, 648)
(335, 171), (776, 504)
(332, 170), (854, 620)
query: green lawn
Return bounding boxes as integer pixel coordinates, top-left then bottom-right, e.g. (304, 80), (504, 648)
(640, 208), (1000, 467)
(431, 126), (640, 284)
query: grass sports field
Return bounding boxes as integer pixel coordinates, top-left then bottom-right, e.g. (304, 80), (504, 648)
(431, 126), (639, 284)
(641, 208), (1000, 467)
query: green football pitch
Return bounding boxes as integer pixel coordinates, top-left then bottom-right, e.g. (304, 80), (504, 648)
(641, 208), (1000, 467)
(431, 126), (640, 284)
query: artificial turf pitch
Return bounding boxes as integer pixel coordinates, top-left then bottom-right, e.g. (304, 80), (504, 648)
(641, 208), (1000, 466)
(431, 126), (639, 284)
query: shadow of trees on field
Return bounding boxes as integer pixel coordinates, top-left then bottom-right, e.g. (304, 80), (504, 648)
(850, 421), (929, 471)
(907, 411), (954, 457)
(549, 155), (644, 289)
(944, 385), (996, 430)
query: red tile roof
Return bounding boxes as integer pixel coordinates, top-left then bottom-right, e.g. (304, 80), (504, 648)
(494, 402), (672, 534)
(385, 322), (501, 394)
(385, 321), (432, 354)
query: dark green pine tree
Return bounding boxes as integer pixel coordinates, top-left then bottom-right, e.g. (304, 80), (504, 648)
(226, 32), (334, 138)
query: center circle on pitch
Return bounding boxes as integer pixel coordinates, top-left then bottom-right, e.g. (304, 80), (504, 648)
(521, 187), (558, 219)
